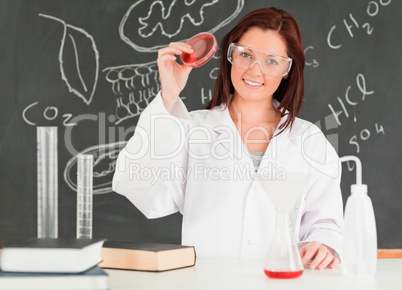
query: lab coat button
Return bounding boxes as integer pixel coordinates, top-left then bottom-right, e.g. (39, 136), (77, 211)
(247, 240), (252, 245)
(251, 185), (256, 190)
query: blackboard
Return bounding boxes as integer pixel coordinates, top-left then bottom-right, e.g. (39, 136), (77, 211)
(1, 0), (401, 249)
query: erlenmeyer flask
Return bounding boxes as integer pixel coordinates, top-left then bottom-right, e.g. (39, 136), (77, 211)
(259, 172), (310, 279)
(264, 210), (303, 278)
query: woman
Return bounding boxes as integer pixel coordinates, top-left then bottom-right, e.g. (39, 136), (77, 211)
(113, 7), (343, 270)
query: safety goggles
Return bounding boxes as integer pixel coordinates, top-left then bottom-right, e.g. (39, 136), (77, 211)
(227, 43), (292, 77)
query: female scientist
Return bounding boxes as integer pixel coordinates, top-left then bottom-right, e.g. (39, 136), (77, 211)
(113, 7), (343, 270)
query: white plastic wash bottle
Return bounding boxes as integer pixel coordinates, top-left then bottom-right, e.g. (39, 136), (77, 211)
(340, 156), (377, 276)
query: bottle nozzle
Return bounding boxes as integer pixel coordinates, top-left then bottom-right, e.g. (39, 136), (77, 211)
(339, 155), (363, 185)
(340, 156), (368, 196)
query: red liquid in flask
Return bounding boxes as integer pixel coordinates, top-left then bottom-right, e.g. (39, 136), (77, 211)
(264, 270), (303, 279)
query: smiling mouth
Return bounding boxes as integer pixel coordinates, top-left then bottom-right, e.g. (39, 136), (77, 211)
(243, 79), (264, 87)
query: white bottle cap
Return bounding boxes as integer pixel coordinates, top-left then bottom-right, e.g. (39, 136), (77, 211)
(351, 184), (368, 195)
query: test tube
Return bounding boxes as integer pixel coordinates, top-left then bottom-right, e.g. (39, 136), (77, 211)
(37, 126), (58, 238)
(76, 154), (94, 239)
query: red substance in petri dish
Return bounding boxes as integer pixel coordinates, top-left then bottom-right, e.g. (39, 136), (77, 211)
(264, 270), (303, 279)
(182, 51), (198, 63)
(181, 32), (217, 67)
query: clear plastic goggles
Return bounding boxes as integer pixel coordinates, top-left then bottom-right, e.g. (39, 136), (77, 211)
(227, 43), (292, 77)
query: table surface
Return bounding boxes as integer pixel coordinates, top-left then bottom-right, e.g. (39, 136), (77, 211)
(105, 259), (402, 290)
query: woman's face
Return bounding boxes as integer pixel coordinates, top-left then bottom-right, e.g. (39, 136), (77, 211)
(231, 27), (289, 103)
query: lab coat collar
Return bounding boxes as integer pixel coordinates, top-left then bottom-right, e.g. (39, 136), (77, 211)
(203, 99), (299, 166)
(203, 103), (248, 164)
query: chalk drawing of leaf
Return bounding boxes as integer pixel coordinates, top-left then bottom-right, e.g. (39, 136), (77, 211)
(39, 14), (99, 105)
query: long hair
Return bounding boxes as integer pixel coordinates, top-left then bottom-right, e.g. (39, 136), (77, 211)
(205, 7), (305, 131)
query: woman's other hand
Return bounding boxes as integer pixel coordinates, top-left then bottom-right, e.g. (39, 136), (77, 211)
(299, 241), (339, 270)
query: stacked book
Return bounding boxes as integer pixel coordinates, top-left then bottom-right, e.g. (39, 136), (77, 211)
(99, 240), (196, 272)
(0, 238), (107, 290)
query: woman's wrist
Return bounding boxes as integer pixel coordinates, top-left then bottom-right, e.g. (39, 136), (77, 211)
(161, 91), (179, 113)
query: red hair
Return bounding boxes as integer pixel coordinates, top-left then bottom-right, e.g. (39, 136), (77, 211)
(205, 7), (305, 132)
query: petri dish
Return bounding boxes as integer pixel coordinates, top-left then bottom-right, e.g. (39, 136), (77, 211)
(181, 32), (217, 68)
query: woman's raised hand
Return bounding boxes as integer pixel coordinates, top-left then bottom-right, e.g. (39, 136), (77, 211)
(157, 42), (193, 112)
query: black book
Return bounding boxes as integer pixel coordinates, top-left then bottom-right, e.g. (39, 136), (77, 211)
(0, 238), (104, 273)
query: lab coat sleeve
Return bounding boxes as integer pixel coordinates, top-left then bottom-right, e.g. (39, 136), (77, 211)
(112, 92), (190, 218)
(298, 129), (344, 261)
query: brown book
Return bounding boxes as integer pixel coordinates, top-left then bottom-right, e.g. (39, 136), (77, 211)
(99, 241), (196, 272)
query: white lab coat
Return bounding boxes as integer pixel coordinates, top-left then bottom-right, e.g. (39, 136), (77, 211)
(113, 92), (343, 260)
